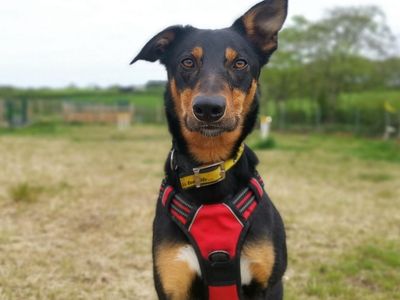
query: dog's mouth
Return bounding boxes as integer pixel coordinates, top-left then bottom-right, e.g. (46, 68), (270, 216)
(199, 125), (225, 137)
(185, 116), (239, 137)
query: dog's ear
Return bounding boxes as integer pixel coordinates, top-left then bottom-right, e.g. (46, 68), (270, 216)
(232, 0), (288, 63)
(130, 26), (184, 64)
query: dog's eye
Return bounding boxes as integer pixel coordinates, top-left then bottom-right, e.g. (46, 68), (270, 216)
(233, 59), (248, 70)
(181, 58), (195, 69)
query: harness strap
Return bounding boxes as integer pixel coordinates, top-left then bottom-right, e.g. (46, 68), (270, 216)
(159, 176), (265, 300)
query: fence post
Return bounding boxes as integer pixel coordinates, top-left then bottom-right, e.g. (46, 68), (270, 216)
(21, 98), (28, 125)
(0, 99), (3, 126)
(383, 111), (394, 141)
(278, 101), (286, 130)
(260, 116), (272, 140)
(5, 99), (14, 128)
(398, 112), (400, 140)
(315, 104), (321, 131)
(156, 105), (163, 123)
(354, 108), (360, 135)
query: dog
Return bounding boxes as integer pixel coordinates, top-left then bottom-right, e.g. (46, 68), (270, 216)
(131, 1), (288, 299)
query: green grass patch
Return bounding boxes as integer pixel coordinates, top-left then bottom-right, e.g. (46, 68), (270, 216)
(358, 173), (394, 182)
(0, 121), (78, 136)
(347, 139), (400, 163)
(261, 132), (400, 163)
(7, 181), (72, 204)
(252, 137), (277, 150)
(2, 123), (400, 163)
(0, 86), (164, 108)
(9, 182), (44, 203)
(340, 90), (400, 109)
(306, 242), (400, 300)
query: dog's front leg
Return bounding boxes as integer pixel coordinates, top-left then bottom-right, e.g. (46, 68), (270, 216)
(241, 240), (275, 289)
(155, 243), (200, 300)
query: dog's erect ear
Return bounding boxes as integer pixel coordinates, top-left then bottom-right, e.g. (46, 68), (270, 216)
(130, 26), (184, 64)
(232, 0), (288, 61)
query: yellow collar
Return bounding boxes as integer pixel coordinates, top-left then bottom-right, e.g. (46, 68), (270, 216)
(179, 144), (245, 189)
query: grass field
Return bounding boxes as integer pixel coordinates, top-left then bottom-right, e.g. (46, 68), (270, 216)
(0, 125), (399, 300)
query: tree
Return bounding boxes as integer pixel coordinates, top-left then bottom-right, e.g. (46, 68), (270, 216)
(262, 6), (397, 123)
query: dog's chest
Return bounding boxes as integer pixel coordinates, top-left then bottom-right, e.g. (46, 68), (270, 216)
(176, 242), (274, 287)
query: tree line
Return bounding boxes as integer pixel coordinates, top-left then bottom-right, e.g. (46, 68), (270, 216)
(260, 6), (400, 131)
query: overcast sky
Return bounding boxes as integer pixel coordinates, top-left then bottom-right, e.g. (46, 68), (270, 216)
(1, 0), (399, 88)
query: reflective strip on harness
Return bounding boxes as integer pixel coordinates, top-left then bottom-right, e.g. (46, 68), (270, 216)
(242, 201), (257, 220)
(250, 177), (263, 198)
(170, 198), (191, 225)
(161, 186), (173, 206)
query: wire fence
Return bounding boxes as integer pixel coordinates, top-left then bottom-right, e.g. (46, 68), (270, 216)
(0, 97), (399, 138)
(262, 100), (400, 137)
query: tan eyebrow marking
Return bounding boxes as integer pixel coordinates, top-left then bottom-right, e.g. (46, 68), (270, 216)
(191, 46), (203, 61)
(225, 47), (238, 62)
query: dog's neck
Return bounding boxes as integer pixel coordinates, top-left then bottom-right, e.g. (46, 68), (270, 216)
(164, 142), (259, 205)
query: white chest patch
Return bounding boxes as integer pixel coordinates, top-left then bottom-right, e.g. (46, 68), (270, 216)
(176, 245), (201, 276)
(175, 245), (253, 285)
(240, 256), (252, 285)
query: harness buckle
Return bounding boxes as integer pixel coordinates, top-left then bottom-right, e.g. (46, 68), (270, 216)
(209, 250), (230, 263)
(192, 161), (226, 188)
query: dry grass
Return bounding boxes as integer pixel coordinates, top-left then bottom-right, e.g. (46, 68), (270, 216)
(0, 125), (399, 300)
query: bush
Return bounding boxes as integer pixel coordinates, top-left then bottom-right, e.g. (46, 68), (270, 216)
(252, 137), (277, 150)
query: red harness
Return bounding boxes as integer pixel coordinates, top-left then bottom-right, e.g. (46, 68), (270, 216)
(159, 176), (265, 300)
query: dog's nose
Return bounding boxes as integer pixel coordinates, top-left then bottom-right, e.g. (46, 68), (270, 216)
(192, 96), (226, 123)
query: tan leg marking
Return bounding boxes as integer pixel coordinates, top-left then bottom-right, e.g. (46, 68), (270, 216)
(242, 240), (275, 288)
(155, 243), (197, 300)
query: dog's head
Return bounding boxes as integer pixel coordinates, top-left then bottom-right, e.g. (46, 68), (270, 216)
(132, 0), (287, 163)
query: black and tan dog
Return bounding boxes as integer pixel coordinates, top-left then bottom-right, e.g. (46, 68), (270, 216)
(131, 1), (288, 299)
